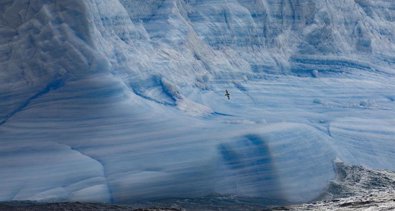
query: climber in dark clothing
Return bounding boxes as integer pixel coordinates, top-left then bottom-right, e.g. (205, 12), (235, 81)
(225, 90), (230, 100)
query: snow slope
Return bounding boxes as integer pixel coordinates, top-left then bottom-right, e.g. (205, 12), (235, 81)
(0, 0), (394, 205)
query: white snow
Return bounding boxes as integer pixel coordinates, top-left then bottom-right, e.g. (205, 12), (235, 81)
(0, 0), (395, 205)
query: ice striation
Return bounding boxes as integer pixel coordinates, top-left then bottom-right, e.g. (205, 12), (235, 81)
(0, 0), (395, 205)
(1, 162), (395, 210)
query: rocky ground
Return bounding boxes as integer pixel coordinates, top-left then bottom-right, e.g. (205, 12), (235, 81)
(1, 194), (394, 211)
(269, 191), (395, 211)
(0, 202), (182, 211)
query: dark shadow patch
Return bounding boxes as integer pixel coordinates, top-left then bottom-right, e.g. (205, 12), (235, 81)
(218, 134), (284, 201)
(218, 144), (242, 170)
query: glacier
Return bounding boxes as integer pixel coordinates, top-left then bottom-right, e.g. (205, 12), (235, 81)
(0, 0), (395, 206)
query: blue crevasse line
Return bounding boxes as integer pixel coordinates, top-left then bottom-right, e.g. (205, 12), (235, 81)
(0, 79), (65, 126)
(69, 146), (114, 203)
(212, 112), (234, 117)
(128, 85), (176, 106)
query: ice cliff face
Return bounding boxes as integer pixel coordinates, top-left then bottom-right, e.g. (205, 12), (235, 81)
(2, 0), (394, 96)
(0, 0), (395, 205)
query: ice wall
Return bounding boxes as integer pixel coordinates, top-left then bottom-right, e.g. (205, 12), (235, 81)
(0, 0), (394, 205)
(1, 0), (394, 99)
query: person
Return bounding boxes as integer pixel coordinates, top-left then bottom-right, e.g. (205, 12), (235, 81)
(225, 89), (230, 100)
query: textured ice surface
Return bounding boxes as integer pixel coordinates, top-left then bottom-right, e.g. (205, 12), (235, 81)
(1, 163), (394, 210)
(0, 0), (395, 205)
